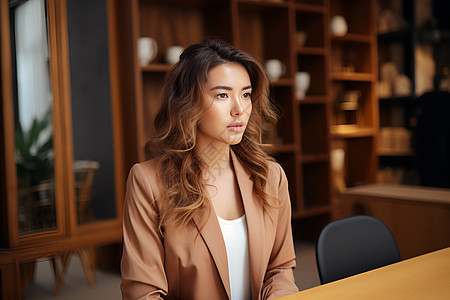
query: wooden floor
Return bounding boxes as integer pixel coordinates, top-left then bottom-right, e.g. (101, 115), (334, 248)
(25, 242), (320, 299)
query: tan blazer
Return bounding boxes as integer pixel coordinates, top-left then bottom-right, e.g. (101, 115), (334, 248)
(121, 150), (299, 299)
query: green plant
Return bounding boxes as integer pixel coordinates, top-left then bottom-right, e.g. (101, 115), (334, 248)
(15, 111), (54, 186)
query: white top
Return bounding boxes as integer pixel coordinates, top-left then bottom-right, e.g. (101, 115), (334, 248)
(217, 214), (251, 300)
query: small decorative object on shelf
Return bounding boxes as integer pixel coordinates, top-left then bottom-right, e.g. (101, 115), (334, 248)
(380, 61), (398, 84)
(377, 167), (404, 184)
(378, 80), (391, 98)
(296, 31), (307, 48)
(337, 90), (363, 127)
(377, 7), (407, 33)
(331, 147), (346, 193)
(415, 45), (436, 95)
(330, 15), (348, 37)
(295, 71), (310, 100)
(393, 74), (411, 96)
(264, 59), (285, 81)
(165, 45), (184, 65)
(378, 126), (412, 155)
(137, 37), (158, 66)
(439, 67), (450, 92)
(262, 124), (283, 145)
(340, 90), (361, 110)
(379, 61), (412, 97)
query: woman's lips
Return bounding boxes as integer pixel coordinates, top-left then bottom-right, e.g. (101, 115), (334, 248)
(227, 121), (244, 132)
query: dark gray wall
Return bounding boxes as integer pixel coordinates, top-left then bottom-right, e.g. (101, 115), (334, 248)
(66, 0), (116, 220)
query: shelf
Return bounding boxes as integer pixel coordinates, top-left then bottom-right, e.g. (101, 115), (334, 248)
(295, 3), (325, 13)
(332, 33), (372, 43)
(237, 1), (291, 70)
(298, 55), (327, 95)
(151, 0), (228, 5)
(238, 0), (289, 9)
(302, 153), (329, 164)
(295, 8), (325, 49)
(331, 125), (375, 138)
(377, 28), (412, 43)
(297, 47), (327, 55)
(141, 63), (172, 73)
(263, 143), (296, 154)
(332, 72), (374, 82)
(270, 77), (294, 87)
(377, 149), (414, 156)
(375, 0), (420, 186)
(379, 95), (416, 102)
(297, 96), (328, 104)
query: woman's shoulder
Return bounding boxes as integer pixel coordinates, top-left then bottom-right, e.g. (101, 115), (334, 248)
(266, 159), (287, 182)
(127, 157), (162, 191)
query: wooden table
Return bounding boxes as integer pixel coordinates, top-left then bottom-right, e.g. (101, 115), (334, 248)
(340, 183), (450, 259)
(279, 247), (450, 299)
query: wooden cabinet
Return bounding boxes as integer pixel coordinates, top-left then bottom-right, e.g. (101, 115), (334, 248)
(1, 0), (124, 247)
(1, 0), (124, 296)
(113, 0), (379, 239)
(341, 184), (450, 259)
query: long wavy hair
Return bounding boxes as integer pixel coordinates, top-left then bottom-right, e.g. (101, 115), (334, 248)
(146, 38), (279, 234)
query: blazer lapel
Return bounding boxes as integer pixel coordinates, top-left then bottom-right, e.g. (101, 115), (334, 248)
(231, 150), (265, 298)
(192, 196), (231, 299)
(191, 150), (266, 299)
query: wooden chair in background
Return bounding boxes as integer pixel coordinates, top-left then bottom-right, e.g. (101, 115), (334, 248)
(53, 160), (100, 295)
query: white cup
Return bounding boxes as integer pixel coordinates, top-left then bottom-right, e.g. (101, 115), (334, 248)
(165, 46), (184, 64)
(265, 59), (286, 80)
(137, 37), (157, 66)
(295, 72), (311, 99)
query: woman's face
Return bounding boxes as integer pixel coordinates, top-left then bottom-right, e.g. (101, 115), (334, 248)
(197, 62), (252, 148)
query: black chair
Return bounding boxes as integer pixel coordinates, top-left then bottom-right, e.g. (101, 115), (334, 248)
(316, 215), (401, 284)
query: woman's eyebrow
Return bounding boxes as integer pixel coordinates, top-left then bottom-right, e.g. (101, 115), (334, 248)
(210, 85), (252, 91)
(210, 85), (232, 91)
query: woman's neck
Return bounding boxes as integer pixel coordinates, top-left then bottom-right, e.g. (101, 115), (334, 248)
(195, 141), (232, 181)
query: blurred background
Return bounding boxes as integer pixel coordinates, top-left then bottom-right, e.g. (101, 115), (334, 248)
(1, 0), (449, 298)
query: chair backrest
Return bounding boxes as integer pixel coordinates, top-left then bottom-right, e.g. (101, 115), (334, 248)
(316, 215), (401, 284)
(73, 160), (100, 223)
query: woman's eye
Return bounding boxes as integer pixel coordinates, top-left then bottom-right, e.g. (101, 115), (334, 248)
(242, 92), (252, 99)
(217, 93), (228, 99)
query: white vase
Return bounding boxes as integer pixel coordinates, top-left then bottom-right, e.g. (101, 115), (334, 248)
(295, 72), (311, 99)
(137, 37), (157, 66)
(265, 59), (286, 80)
(330, 15), (348, 36)
(165, 46), (184, 64)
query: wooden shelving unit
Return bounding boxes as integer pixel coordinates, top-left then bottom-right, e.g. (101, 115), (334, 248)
(328, 0), (379, 217)
(114, 0), (378, 239)
(376, 0), (419, 185)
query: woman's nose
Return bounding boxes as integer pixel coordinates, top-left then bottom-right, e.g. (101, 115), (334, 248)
(231, 97), (245, 116)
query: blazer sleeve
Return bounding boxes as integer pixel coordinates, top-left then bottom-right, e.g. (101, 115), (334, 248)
(121, 163), (168, 299)
(261, 163), (299, 300)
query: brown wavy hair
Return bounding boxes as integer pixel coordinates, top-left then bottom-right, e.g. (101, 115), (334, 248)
(146, 38), (279, 234)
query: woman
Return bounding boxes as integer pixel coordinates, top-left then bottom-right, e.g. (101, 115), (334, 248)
(121, 39), (299, 300)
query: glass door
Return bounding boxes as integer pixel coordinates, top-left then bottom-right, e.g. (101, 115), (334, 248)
(10, 0), (60, 236)
(65, 0), (122, 229)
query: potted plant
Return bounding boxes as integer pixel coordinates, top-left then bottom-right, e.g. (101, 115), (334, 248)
(15, 110), (54, 186)
(15, 111), (54, 230)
